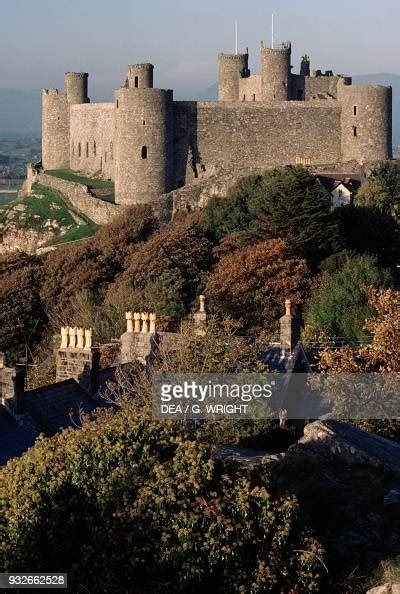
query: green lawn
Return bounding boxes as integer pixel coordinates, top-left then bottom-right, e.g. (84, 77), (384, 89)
(45, 168), (114, 189)
(26, 184), (75, 228)
(46, 222), (100, 245)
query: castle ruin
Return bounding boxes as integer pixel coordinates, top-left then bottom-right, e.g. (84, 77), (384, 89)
(42, 40), (392, 206)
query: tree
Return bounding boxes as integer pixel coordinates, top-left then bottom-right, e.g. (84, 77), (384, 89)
(355, 161), (400, 217)
(314, 288), (400, 441)
(336, 205), (400, 270)
(40, 205), (156, 316)
(205, 239), (310, 333)
(201, 167), (343, 268)
(106, 213), (214, 330)
(0, 254), (45, 360)
(306, 253), (392, 344)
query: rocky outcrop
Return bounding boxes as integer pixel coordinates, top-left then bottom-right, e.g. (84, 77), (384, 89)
(288, 419), (400, 478)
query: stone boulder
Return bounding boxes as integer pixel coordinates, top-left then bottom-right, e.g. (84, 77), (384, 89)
(288, 419), (400, 478)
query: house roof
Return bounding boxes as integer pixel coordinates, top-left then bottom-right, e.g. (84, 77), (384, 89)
(22, 378), (101, 435)
(317, 174), (361, 194)
(0, 406), (38, 466)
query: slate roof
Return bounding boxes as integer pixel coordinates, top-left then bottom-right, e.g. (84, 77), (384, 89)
(317, 174), (361, 194)
(22, 378), (101, 435)
(0, 407), (38, 466)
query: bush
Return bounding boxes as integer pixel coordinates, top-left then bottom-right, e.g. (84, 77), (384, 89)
(306, 254), (393, 344)
(0, 405), (323, 593)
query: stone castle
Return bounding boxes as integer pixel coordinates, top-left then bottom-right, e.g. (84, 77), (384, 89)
(42, 39), (393, 206)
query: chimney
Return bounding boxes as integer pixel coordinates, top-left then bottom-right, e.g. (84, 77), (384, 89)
(120, 312), (158, 365)
(280, 299), (301, 353)
(193, 295), (208, 335)
(56, 327), (100, 395)
(0, 352), (25, 414)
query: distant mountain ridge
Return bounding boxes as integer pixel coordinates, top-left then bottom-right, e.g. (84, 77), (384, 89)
(0, 74), (399, 146)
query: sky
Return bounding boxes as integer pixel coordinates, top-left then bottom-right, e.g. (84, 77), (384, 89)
(1, 0), (399, 99)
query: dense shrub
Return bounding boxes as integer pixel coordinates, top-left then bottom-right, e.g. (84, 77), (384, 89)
(0, 253), (45, 360)
(0, 406), (323, 593)
(202, 167), (342, 268)
(306, 254), (393, 344)
(205, 239), (310, 333)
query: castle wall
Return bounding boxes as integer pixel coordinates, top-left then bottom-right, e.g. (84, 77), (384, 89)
(173, 101), (341, 183)
(37, 172), (120, 225)
(69, 103), (115, 179)
(305, 75), (351, 100)
(239, 75), (261, 102)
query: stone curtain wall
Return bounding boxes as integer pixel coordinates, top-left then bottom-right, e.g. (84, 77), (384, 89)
(174, 101), (342, 182)
(70, 103), (115, 179)
(38, 173), (120, 225)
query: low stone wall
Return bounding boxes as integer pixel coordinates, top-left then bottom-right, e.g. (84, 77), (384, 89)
(37, 172), (120, 225)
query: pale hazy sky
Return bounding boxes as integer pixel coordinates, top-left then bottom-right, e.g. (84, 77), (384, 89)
(1, 0), (399, 99)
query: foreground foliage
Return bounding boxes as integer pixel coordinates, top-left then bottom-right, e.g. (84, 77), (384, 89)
(0, 404), (323, 593)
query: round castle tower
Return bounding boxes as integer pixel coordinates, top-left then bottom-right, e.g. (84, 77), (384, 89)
(338, 81), (392, 163)
(218, 52), (250, 101)
(42, 72), (89, 170)
(64, 72), (89, 104)
(261, 42), (291, 101)
(114, 77), (173, 205)
(126, 64), (154, 89)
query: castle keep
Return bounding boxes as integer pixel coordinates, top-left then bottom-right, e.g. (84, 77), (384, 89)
(42, 40), (392, 206)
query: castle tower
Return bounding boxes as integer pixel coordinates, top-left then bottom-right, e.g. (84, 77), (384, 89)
(64, 72), (89, 104)
(42, 72), (89, 171)
(261, 41), (292, 101)
(126, 64), (154, 89)
(114, 77), (174, 205)
(218, 52), (250, 101)
(338, 81), (392, 163)
(42, 89), (70, 170)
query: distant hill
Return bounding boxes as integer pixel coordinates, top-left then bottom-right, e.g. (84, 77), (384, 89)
(0, 90), (41, 135)
(197, 75), (400, 149)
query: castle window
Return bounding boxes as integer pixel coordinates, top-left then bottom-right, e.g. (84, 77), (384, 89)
(242, 94), (246, 102)
(105, 152), (107, 163)
(141, 146), (148, 159)
(116, 100), (119, 108)
(253, 94), (256, 102)
(135, 76), (139, 88)
(354, 105), (357, 115)
(78, 143), (81, 157)
(93, 141), (96, 157)
(353, 126), (358, 137)
(143, 119), (146, 126)
(110, 142), (113, 160)
(86, 142), (89, 157)
(72, 144), (75, 157)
